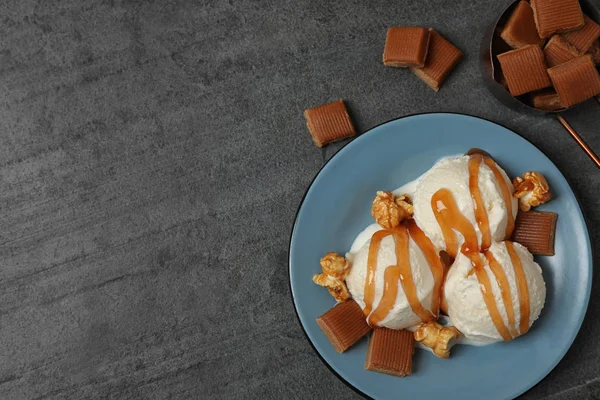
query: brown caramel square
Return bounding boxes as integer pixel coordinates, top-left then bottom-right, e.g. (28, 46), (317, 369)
(316, 299), (371, 353)
(544, 35), (580, 67)
(531, 89), (564, 110)
(365, 328), (414, 377)
(304, 100), (356, 147)
(411, 29), (462, 91)
(497, 45), (551, 96)
(511, 211), (558, 256)
(531, 0), (584, 38)
(547, 54), (600, 107)
(383, 27), (431, 68)
(561, 15), (600, 53)
(501, 1), (545, 48)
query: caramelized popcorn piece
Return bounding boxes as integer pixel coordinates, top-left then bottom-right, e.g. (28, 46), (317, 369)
(513, 172), (552, 211)
(395, 194), (414, 217)
(414, 321), (461, 359)
(372, 191), (411, 229)
(319, 252), (350, 279)
(313, 273), (350, 302)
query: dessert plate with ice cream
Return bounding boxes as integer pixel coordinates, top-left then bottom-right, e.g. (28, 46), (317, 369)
(289, 113), (591, 400)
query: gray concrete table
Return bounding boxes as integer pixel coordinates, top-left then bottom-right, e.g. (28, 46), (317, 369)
(1, 1), (598, 399)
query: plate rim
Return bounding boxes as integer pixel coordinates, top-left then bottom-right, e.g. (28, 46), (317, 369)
(287, 111), (593, 400)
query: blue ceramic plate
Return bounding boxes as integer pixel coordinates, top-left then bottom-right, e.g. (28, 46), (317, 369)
(289, 113), (592, 400)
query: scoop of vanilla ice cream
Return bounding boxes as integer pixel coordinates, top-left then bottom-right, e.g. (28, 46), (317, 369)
(346, 234), (435, 330)
(412, 155), (518, 253)
(444, 241), (546, 344)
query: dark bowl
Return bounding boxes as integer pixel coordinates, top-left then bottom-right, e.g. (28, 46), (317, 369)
(480, 0), (600, 114)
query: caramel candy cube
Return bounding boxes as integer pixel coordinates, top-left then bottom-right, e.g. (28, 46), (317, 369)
(501, 1), (545, 48)
(316, 299), (371, 353)
(497, 45), (551, 96)
(547, 54), (600, 107)
(561, 15), (600, 53)
(304, 100), (356, 147)
(511, 211), (558, 256)
(543, 35), (580, 67)
(365, 328), (415, 377)
(383, 27), (431, 68)
(531, 0), (584, 38)
(531, 89), (564, 111)
(411, 29), (462, 91)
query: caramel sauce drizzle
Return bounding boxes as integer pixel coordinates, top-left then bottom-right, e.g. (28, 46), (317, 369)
(432, 188), (513, 341)
(428, 155), (530, 341)
(468, 155), (491, 250)
(484, 251), (518, 338)
(408, 220), (444, 317)
(363, 224), (438, 326)
(483, 157), (515, 238)
(505, 241), (531, 335)
(363, 230), (392, 316)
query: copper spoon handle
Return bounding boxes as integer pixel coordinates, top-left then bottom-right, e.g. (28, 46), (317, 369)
(556, 115), (600, 168)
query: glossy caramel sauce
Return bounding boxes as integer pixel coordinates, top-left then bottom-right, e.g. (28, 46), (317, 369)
(505, 241), (530, 335)
(484, 251), (518, 338)
(483, 157), (515, 238)
(468, 155), (491, 249)
(428, 155), (527, 341)
(408, 220), (444, 317)
(363, 224), (439, 326)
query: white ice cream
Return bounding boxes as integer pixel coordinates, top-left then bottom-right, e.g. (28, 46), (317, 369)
(444, 241), (546, 344)
(412, 155), (518, 253)
(346, 234), (435, 330)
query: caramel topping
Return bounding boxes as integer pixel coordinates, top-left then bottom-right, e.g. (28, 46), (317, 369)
(468, 155), (491, 250)
(472, 261), (513, 341)
(483, 157), (515, 238)
(408, 220), (444, 317)
(505, 241), (531, 335)
(484, 251), (518, 337)
(363, 224), (437, 326)
(431, 188), (478, 259)
(364, 230), (390, 316)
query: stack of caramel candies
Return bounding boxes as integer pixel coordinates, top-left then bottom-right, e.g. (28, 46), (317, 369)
(497, 0), (600, 110)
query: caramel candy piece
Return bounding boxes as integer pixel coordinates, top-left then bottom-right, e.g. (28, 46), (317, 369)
(304, 100), (356, 147)
(501, 1), (545, 48)
(383, 27), (431, 68)
(588, 40), (600, 64)
(531, 89), (564, 110)
(561, 15), (600, 53)
(547, 54), (600, 107)
(365, 328), (415, 377)
(411, 29), (462, 91)
(531, 0), (584, 38)
(497, 45), (551, 96)
(544, 35), (580, 67)
(316, 300), (371, 353)
(511, 211), (558, 256)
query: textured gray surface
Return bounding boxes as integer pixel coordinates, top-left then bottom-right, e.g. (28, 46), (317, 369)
(0, 0), (598, 399)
